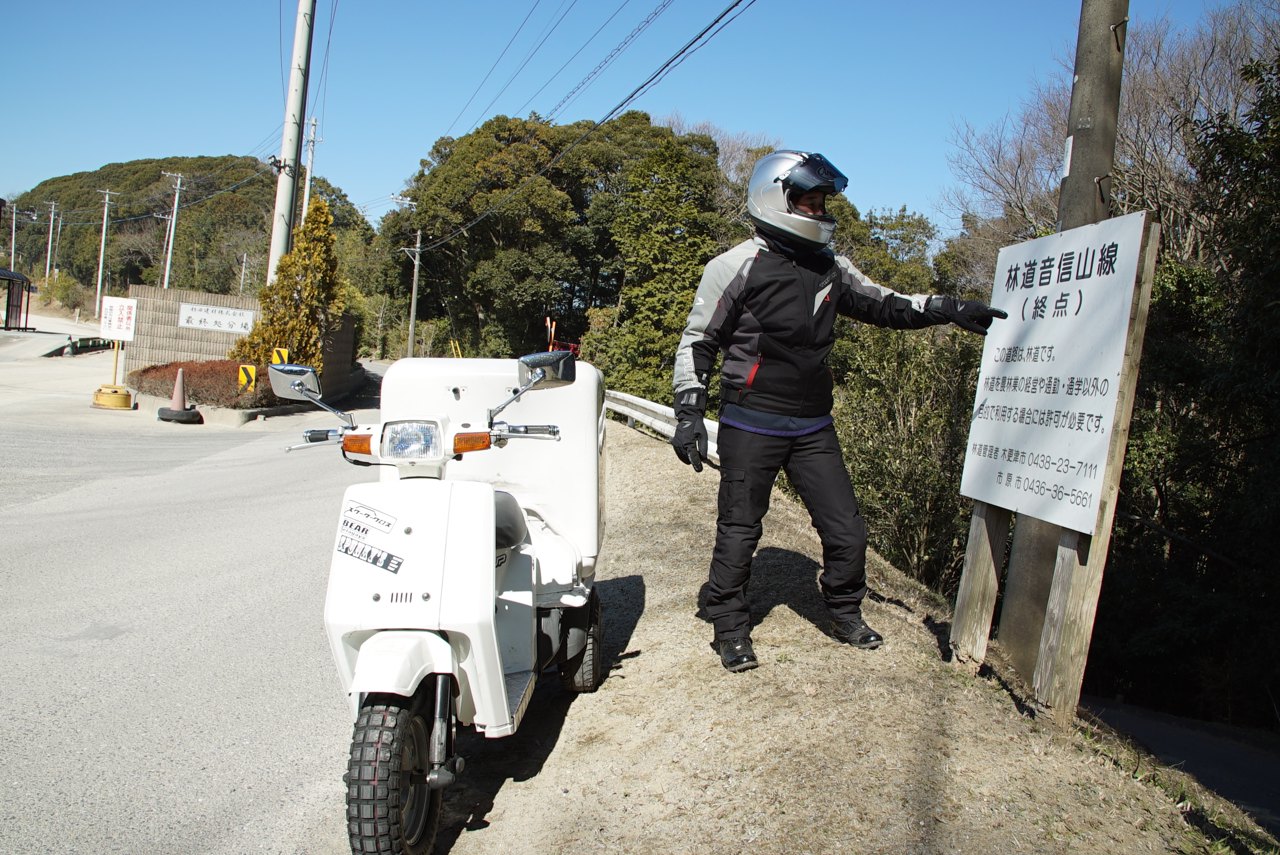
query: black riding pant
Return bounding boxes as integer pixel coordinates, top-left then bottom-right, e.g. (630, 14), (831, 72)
(705, 423), (869, 640)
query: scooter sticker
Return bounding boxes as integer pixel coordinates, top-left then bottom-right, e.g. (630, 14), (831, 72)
(337, 534), (404, 574)
(340, 518), (371, 538)
(342, 501), (396, 533)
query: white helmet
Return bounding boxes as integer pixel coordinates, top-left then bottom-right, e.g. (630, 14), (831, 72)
(746, 150), (848, 250)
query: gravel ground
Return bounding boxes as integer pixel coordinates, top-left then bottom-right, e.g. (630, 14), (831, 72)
(432, 421), (1278, 855)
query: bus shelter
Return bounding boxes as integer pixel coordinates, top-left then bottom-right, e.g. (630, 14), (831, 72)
(1, 268), (34, 331)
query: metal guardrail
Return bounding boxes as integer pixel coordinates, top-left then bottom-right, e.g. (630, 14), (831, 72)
(603, 389), (720, 465)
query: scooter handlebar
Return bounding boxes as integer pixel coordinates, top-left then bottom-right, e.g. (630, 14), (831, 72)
(493, 424), (560, 439)
(284, 428), (343, 452)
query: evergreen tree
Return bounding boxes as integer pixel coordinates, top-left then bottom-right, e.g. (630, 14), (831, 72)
(580, 133), (722, 403)
(230, 198), (346, 374)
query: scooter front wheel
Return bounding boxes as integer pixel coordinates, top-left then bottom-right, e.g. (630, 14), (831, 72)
(346, 697), (443, 855)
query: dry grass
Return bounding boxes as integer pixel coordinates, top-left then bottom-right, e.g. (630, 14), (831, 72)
(434, 421), (1278, 855)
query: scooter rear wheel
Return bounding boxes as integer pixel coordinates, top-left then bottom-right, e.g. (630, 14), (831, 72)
(560, 589), (603, 693)
(346, 697), (443, 855)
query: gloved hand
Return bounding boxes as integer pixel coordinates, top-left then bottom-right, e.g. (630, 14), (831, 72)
(672, 386), (708, 473)
(926, 296), (1008, 335)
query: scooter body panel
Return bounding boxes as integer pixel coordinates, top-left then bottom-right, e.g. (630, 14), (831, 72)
(325, 477), (519, 733)
(380, 358), (606, 581)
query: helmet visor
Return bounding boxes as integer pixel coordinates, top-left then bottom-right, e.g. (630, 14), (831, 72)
(779, 153), (848, 195)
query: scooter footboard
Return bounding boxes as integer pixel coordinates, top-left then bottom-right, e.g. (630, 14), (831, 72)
(347, 630), (457, 720)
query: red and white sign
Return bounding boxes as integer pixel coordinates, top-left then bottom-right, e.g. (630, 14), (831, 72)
(99, 296), (138, 342)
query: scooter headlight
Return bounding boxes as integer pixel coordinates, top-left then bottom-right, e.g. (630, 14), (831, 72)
(381, 420), (445, 460)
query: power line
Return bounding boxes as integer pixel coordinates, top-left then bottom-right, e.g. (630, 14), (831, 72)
(513, 0), (635, 118)
(443, 1), (545, 139)
(464, 0), (583, 135)
(418, 0), (758, 255)
(546, 0), (674, 122)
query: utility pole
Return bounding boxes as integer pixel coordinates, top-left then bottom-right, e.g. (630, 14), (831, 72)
(8, 203), (15, 269)
(44, 202), (56, 281)
(402, 229), (423, 357)
(95, 190), (113, 317)
(391, 195), (424, 357)
(267, 0), (317, 284)
(239, 253), (249, 295)
(1057, 0), (1128, 231)
(300, 117), (319, 225)
(53, 212), (64, 281)
(161, 172), (183, 289)
(983, 0), (1131, 723)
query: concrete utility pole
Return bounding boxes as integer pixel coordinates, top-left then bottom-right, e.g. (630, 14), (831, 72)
(301, 117), (319, 225)
(53, 212), (64, 281)
(239, 253), (249, 295)
(161, 172), (183, 289)
(95, 190), (113, 317)
(403, 229), (423, 357)
(44, 202), (56, 281)
(267, 0), (317, 284)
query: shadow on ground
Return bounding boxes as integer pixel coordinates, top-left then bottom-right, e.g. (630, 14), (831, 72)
(435, 573), (645, 853)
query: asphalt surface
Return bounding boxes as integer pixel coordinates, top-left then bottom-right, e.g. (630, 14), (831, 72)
(1, 312), (1277, 849)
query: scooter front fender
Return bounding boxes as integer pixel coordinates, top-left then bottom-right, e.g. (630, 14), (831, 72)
(347, 630), (457, 720)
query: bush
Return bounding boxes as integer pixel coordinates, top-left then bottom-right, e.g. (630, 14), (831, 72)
(127, 360), (282, 409)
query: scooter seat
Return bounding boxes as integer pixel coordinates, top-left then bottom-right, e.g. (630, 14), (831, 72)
(494, 490), (528, 549)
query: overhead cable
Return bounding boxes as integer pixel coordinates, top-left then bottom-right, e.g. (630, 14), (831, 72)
(418, 0), (756, 254)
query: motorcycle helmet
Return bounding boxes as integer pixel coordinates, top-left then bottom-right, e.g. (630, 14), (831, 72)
(746, 150), (848, 250)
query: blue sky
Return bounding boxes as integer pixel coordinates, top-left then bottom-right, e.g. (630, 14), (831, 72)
(3, 0), (1218, 235)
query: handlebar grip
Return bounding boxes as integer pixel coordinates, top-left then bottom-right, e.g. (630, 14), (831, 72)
(305, 429), (335, 443)
(519, 425), (559, 436)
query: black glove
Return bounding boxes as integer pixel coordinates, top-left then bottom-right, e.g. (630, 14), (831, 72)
(926, 295), (1008, 335)
(672, 386), (708, 473)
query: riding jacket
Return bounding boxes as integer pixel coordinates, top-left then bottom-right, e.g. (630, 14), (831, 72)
(674, 235), (944, 419)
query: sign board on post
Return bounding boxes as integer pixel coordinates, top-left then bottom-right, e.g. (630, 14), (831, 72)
(99, 296), (138, 342)
(960, 211), (1147, 536)
(178, 303), (255, 334)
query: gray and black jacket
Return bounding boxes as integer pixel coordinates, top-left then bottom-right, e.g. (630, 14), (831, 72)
(673, 236), (944, 419)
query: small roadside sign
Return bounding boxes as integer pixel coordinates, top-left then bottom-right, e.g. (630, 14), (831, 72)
(99, 296), (138, 342)
(272, 347), (289, 365)
(238, 364), (256, 393)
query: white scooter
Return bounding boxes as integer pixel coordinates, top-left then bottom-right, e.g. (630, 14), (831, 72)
(269, 350), (605, 855)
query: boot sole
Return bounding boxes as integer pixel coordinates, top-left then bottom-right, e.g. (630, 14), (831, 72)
(723, 658), (759, 673)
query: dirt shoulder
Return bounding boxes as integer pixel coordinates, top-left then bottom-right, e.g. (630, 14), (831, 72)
(437, 421), (1275, 855)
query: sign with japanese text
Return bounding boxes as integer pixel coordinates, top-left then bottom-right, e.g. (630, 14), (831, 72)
(960, 211), (1148, 535)
(99, 296), (137, 342)
(178, 303), (254, 335)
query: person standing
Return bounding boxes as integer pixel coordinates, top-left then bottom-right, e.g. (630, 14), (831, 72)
(672, 150), (1006, 672)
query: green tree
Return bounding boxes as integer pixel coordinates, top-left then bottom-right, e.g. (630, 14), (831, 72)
(580, 132), (723, 402)
(230, 198), (347, 374)
(1090, 51), (1280, 727)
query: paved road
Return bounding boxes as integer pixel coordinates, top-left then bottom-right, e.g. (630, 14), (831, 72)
(0, 320), (368, 854)
(1, 315), (1276, 850)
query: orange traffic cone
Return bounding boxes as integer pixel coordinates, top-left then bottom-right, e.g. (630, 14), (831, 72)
(157, 368), (202, 424)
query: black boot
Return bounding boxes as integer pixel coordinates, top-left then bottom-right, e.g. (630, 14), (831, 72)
(714, 636), (758, 672)
(830, 616), (883, 649)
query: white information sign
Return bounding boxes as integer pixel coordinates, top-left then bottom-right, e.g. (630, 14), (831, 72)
(960, 211), (1147, 535)
(99, 296), (138, 342)
(178, 303), (255, 335)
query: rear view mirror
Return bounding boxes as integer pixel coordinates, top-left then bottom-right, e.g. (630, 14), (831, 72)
(518, 350), (575, 390)
(269, 363), (322, 401)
